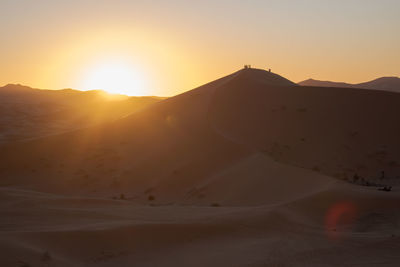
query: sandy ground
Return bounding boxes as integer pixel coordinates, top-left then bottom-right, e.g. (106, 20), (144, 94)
(0, 182), (399, 267)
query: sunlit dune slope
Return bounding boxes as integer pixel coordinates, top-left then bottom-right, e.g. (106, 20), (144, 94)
(0, 68), (399, 204)
(0, 84), (162, 143)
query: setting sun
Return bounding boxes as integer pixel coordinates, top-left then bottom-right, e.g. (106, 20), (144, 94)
(80, 60), (148, 96)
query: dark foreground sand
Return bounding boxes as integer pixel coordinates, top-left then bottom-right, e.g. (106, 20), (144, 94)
(1, 182), (399, 267)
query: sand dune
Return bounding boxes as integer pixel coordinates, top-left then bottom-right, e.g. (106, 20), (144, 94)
(210, 70), (400, 180)
(1, 68), (400, 266)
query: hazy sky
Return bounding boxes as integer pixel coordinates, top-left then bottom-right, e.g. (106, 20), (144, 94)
(1, 0), (399, 96)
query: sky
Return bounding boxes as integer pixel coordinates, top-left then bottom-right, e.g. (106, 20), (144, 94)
(0, 0), (399, 96)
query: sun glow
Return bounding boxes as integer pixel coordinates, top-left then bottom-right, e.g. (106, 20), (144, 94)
(80, 60), (148, 96)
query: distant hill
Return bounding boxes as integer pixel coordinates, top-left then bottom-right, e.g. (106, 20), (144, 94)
(0, 84), (163, 143)
(298, 79), (353, 88)
(299, 77), (400, 93)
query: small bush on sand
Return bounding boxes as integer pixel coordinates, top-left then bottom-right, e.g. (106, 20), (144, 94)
(312, 166), (320, 172)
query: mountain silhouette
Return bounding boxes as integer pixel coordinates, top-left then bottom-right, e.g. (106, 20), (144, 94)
(299, 76), (400, 93)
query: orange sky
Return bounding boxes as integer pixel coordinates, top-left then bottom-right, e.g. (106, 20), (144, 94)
(1, 0), (399, 96)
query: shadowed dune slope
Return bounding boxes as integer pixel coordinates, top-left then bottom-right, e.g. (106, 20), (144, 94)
(209, 70), (400, 179)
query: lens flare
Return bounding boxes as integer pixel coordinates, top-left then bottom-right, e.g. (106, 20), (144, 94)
(325, 201), (357, 239)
